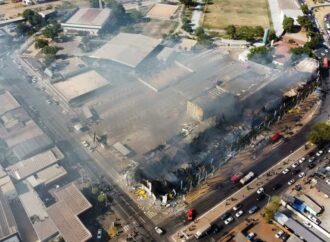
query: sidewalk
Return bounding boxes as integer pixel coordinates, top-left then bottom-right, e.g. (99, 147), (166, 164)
(172, 142), (316, 241)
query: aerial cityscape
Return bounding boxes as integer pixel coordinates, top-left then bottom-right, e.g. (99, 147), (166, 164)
(0, 0), (330, 241)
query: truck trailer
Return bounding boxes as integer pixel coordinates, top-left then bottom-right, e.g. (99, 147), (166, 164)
(239, 171), (255, 185)
(194, 223), (212, 239)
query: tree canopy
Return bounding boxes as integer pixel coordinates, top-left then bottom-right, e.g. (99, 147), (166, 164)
(42, 46), (59, 55)
(297, 15), (312, 31)
(42, 22), (62, 39)
(225, 25), (264, 41)
(282, 16), (295, 33)
(23, 9), (43, 28)
(301, 4), (309, 15)
(34, 38), (49, 49)
(308, 122), (330, 145)
(248, 46), (273, 65)
(263, 196), (281, 222)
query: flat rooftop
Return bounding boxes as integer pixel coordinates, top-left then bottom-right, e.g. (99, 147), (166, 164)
(146, 3), (179, 20)
(47, 183), (92, 242)
(63, 8), (111, 27)
(19, 187), (58, 242)
(0, 91), (20, 116)
(0, 190), (17, 240)
(90, 33), (162, 68)
(26, 164), (67, 188)
(6, 147), (64, 181)
(53, 70), (109, 102)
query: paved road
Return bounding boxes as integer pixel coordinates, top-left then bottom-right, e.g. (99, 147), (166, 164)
(0, 48), (160, 241)
(162, 67), (330, 238)
(200, 148), (330, 241)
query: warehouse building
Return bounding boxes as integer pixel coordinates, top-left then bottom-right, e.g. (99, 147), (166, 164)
(0, 190), (20, 242)
(90, 33), (162, 68)
(275, 212), (323, 242)
(53, 70), (109, 103)
(6, 147), (64, 182)
(47, 183), (92, 242)
(61, 8), (111, 36)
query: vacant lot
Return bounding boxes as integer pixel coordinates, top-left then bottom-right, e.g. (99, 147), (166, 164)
(203, 0), (271, 29)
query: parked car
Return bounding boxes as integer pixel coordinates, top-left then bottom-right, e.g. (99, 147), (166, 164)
(224, 216), (234, 225)
(282, 168), (290, 174)
(316, 150), (323, 156)
(298, 172), (305, 178)
(275, 230), (284, 239)
(248, 205), (259, 214)
(97, 229), (102, 239)
(299, 157), (306, 164)
(247, 232), (256, 240)
(291, 162), (299, 168)
(308, 163), (316, 169)
(220, 212), (231, 221)
(288, 179), (296, 185)
(256, 193), (265, 201)
(257, 187), (264, 194)
(154, 227), (165, 235)
(235, 210), (244, 218)
(233, 203), (242, 211)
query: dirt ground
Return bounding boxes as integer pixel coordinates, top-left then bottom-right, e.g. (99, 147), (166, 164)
(0, 0), (89, 20)
(203, 0), (271, 30)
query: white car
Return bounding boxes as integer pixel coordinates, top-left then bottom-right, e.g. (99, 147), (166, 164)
(154, 226), (164, 235)
(275, 230), (284, 238)
(326, 179), (330, 185)
(257, 187), (264, 194)
(97, 229), (102, 239)
(282, 168), (290, 174)
(299, 157), (305, 164)
(304, 221), (313, 228)
(288, 179), (296, 185)
(316, 150), (323, 156)
(298, 172), (305, 178)
(328, 149), (330, 153)
(291, 162), (299, 168)
(235, 210), (244, 218)
(224, 216), (234, 225)
(233, 203), (242, 211)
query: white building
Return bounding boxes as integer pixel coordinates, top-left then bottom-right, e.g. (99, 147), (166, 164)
(61, 8), (111, 36)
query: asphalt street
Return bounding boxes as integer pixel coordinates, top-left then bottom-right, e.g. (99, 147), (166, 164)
(161, 71), (330, 237)
(199, 149), (330, 241)
(0, 49), (160, 241)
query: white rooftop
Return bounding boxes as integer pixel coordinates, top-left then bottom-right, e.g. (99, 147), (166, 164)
(63, 8), (111, 27)
(6, 147), (64, 181)
(53, 70), (108, 102)
(90, 33), (162, 68)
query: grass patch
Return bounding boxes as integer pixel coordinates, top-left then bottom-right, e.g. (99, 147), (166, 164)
(203, 0), (271, 29)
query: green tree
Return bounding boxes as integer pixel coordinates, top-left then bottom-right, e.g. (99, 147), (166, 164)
(268, 29), (277, 41)
(248, 46), (273, 64)
(301, 4), (309, 15)
(23, 9), (43, 27)
(179, 0), (194, 7)
(282, 16), (295, 32)
(91, 186), (99, 195)
(308, 122), (330, 145)
(263, 196), (281, 223)
(16, 23), (30, 36)
(97, 192), (107, 203)
(103, 0), (128, 32)
(225, 25), (236, 39)
(297, 15), (312, 31)
(34, 38), (49, 49)
(42, 46), (58, 55)
(42, 22), (62, 39)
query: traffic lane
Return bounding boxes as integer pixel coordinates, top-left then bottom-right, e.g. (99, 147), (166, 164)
(201, 159), (319, 241)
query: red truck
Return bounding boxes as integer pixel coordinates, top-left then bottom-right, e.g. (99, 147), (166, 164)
(187, 208), (195, 221)
(323, 57), (328, 69)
